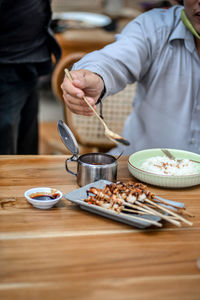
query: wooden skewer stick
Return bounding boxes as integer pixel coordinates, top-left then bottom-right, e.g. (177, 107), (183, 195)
(146, 199), (194, 218)
(123, 208), (150, 215)
(153, 203), (193, 218)
(153, 202), (194, 218)
(145, 198), (193, 226)
(122, 207), (179, 220)
(153, 196), (184, 209)
(123, 208), (181, 221)
(122, 195), (180, 225)
(120, 212), (162, 227)
(123, 202), (156, 215)
(178, 210), (194, 218)
(135, 201), (181, 227)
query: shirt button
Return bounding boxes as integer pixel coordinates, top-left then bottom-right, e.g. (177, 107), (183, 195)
(190, 138), (196, 144)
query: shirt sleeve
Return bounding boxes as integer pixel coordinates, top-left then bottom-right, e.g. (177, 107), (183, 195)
(72, 12), (158, 97)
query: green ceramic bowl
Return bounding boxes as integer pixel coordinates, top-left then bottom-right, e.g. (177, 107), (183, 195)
(128, 148), (200, 188)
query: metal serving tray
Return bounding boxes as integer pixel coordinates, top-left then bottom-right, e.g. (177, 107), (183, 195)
(64, 180), (184, 229)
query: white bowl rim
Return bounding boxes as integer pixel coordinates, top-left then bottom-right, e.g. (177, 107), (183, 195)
(24, 187), (63, 203)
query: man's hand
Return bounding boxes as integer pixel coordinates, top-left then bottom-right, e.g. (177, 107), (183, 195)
(61, 69), (104, 116)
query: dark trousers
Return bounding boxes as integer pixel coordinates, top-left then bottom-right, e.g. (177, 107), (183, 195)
(0, 67), (39, 154)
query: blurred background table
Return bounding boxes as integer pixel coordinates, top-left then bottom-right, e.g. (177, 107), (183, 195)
(55, 28), (115, 58)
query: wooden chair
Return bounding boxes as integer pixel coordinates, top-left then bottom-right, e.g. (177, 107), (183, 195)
(51, 52), (136, 153)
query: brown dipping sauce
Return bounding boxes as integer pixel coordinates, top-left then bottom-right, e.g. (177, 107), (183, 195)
(30, 192), (60, 201)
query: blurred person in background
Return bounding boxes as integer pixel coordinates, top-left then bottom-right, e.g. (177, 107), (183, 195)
(61, 0), (200, 155)
(0, 0), (61, 154)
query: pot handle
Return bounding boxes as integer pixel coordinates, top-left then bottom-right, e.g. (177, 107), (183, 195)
(65, 155), (78, 176)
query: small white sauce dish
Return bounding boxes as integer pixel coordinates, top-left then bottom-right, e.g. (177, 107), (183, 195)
(24, 187), (63, 209)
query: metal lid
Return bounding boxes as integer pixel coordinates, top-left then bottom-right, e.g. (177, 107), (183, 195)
(57, 120), (79, 156)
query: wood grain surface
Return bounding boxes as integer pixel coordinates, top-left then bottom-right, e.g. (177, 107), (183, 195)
(0, 155), (200, 300)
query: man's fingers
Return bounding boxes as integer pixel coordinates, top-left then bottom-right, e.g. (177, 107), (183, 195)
(62, 92), (96, 116)
(61, 69), (104, 116)
(61, 78), (84, 99)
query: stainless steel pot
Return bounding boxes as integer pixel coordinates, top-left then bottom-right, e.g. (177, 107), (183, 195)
(57, 120), (117, 186)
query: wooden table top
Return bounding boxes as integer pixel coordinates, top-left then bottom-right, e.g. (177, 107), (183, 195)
(0, 155), (200, 300)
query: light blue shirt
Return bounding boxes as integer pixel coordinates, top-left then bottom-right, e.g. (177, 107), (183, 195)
(73, 5), (200, 155)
